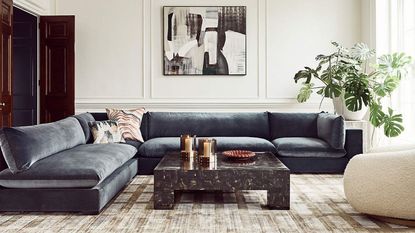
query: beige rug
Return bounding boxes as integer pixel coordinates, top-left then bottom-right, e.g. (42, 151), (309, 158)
(0, 175), (413, 233)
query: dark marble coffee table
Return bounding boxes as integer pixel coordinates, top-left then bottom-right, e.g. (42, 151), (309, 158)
(154, 152), (290, 210)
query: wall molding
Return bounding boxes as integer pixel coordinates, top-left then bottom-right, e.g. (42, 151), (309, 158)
(14, 0), (50, 15)
(75, 99), (333, 113)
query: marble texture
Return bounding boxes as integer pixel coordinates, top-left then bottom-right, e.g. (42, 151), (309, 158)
(154, 152), (290, 210)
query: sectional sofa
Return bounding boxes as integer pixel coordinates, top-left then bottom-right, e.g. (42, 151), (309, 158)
(0, 111), (362, 213)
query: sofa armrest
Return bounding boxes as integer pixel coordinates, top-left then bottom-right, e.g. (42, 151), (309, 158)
(345, 129), (363, 159)
(317, 113), (345, 149)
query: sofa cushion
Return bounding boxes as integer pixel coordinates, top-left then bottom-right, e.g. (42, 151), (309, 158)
(0, 143), (137, 188)
(138, 137), (276, 158)
(214, 137), (276, 153)
(0, 117), (85, 174)
(269, 112), (318, 139)
(317, 113), (345, 149)
(139, 137), (179, 158)
(73, 112), (95, 143)
(147, 112), (270, 139)
(124, 140), (143, 150)
(272, 137), (346, 158)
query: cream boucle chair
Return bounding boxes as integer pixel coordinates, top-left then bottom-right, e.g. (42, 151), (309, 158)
(344, 145), (415, 222)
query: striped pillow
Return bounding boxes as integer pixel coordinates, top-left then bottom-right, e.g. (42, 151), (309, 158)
(106, 108), (146, 142)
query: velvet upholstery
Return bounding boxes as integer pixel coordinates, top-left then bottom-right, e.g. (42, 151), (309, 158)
(0, 117), (85, 173)
(73, 113), (95, 143)
(124, 140), (143, 151)
(147, 112), (270, 139)
(268, 112), (319, 139)
(139, 137), (180, 158)
(279, 129), (362, 173)
(272, 137), (346, 158)
(0, 159), (137, 213)
(0, 143), (137, 188)
(317, 113), (345, 149)
(213, 137), (276, 153)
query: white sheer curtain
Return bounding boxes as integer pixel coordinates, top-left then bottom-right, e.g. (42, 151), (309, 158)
(374, 0), (415, 146)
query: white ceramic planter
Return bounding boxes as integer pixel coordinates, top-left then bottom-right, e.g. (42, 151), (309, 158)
(333, 95), (368, 121)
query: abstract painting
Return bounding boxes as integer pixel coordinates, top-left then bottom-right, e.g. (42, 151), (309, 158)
(163, 6), (246, 76)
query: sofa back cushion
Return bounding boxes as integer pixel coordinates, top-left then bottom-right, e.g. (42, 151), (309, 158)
(317, 113), (345, 149)
(269, 112), (319, 139)
(147, 112), (270, 139)
(0, 117), (85, 173)
(73, 112), (95, 143)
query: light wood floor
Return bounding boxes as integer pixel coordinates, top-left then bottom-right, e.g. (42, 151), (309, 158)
(0, 175), (413, 233)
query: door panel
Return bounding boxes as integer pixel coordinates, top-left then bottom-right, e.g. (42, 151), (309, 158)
(12, 7), (37, 126)
(0, 0), (12, 127)
(40, 16), (74, 123)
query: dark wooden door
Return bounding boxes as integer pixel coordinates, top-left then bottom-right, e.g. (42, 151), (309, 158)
(40, 16), (75, 123)
(13, 7), (37, 126)
(0, 0), (13, 127)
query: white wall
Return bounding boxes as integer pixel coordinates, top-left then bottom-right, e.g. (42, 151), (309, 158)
(55, 0), (363, 112)
(14, 0), (55, 15)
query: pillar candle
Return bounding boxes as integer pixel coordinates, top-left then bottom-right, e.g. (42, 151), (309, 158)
(204, 141), (211, 156)
(185, 138), (192, 152)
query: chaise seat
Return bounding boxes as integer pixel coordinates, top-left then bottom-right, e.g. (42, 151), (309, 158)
(0, 143), (137, 189)
(272, 137), (346, 158)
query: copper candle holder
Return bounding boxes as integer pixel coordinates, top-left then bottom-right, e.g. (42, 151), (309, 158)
(197, 138), (217, 157)
(180, 134), (197, 159)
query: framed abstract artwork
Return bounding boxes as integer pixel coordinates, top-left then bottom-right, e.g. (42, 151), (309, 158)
(163, 6), (247, 76)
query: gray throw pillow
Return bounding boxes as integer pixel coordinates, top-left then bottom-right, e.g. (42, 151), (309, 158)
(0, 117), (85, 173)
(317, 113), (345, 149)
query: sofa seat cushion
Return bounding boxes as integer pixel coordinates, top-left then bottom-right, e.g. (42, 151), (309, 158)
(139, 137), (179, 158)
(138, 137), (276, 158)
(272, 137), (346, 158)
(214, 137), (276, 153)
(0, 143), (137, 189)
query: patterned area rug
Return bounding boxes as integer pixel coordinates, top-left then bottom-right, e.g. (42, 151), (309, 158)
(0, 175), (413, 233)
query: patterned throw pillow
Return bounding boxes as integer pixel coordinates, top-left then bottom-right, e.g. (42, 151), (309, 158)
(89, 120), (125, 144)
(106, 108), (146, 142)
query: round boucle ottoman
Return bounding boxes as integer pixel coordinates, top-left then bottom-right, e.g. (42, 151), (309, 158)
(344, 149), (415, 221)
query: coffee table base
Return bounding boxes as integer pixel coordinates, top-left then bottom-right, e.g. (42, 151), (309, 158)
(154, 189), (290, 210)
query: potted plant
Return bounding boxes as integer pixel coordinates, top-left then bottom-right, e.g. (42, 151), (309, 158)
(294, 42), (412, 137)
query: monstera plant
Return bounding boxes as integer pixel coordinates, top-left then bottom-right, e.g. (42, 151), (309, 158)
(294, 42), (412, 137)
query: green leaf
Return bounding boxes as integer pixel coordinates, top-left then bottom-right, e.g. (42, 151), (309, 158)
(373, 76), (400, 97)
(294, 69), (312, 83)
(383, 108), (404, 137)
(350, 43), (375, 61)
(377, 53), (413, 80)
(343, 74), (371, 111)
(369, 103), (385, 127)
(297, 83), (314, 103)
(323, 83), (342, 98)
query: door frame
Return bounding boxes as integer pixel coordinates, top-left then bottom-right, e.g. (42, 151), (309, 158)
(13, 4), (40, 124)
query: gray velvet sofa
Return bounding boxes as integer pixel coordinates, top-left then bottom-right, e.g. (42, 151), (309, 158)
(92, 111), (362, 174)
(0, 114), (138, 213)
(0, 111), (362, 213)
